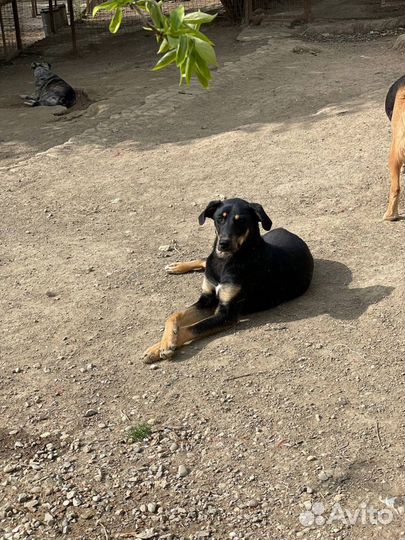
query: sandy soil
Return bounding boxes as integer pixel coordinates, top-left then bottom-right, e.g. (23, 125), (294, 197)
(0, 13), (404, 540)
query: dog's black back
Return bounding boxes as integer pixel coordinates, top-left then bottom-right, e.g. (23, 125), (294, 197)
(385, 75), (405, 121)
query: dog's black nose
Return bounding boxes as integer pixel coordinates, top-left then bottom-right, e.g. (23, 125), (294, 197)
(218, 239), (231, 251)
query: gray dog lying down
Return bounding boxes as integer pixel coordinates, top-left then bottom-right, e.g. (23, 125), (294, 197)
(21, 62), (76, 109)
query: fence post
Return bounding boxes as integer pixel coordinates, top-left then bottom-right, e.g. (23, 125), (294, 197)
(0, 6), (8, 58)
(48, 0), (56, 32)
(11, 0), (22, 50)
(244, 0), (252, 23)
(67, 0), (77, 54)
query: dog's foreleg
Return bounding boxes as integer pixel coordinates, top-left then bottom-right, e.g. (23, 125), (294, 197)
(23, 99), (39, 107)
(384, 87), (405, 221)
(174, 284), (241, 350)
(384, 152), (402, 220)
(143, 277), (217, 363)
(165, 259), (206, 275)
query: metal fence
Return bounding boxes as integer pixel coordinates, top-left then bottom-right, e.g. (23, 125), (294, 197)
(1, 0), (401, 62)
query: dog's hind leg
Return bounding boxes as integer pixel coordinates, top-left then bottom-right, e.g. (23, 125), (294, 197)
(165, 259), (206, 274)
(384, 88), (405, 221)
(384, 151), (403, 221)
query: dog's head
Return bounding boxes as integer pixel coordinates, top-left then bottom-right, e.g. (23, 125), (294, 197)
(198, 198), (272, 257)
(31, 61), (52, 73)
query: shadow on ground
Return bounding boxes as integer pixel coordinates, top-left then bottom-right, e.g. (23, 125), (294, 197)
(171, 258), (394, 362)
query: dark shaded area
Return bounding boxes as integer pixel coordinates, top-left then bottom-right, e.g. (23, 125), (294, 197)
(174, 258), (394, 360)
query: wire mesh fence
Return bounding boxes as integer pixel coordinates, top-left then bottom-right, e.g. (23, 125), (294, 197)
(3, 0), (399, 62)
(0, 0), (20, 61)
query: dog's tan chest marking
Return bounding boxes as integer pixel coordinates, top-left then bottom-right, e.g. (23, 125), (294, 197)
(218, 284), (241, 304)
(202, 276), (216, 295)
(204, 278), (240, 304)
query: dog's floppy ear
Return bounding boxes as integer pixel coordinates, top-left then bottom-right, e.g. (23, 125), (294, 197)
(198, 200), (222, 225)
(249, 202), (272, 230)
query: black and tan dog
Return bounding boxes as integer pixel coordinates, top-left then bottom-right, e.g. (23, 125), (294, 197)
(143, 198), (314, 363)
(384, 75), (405, 221)
(20, 62), (76, 109)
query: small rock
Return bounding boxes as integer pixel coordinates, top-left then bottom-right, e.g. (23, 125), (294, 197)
(81, 509), (95, 520)
(307, 455), (317, 461)
(137, 529), (155, 540)
(3, 464), (19, 474)
(24, 499), (39, 512)
(318, 470), (331, 482)
(83, 409), (98, 418)
(169, 442), (178, 452)
(158, 244), (174, 252)
(147, 502), (157, 513)
(44, 512), (55, 526)
(18, 493), (31, 503)
(178, 464), (189, 478)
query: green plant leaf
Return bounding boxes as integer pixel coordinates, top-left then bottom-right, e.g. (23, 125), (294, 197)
(167, 35), (179, 48)
(185, 52), (195, 85)
(170, 5), (185, 30)
(92, 0), (117, 16)
(109, 8), (123, 33)
(195, 68), (209, 88)
(195, 55), (211, 80)
(152, 49), (176, 70)
(181, 26), (214, 45)
(157, 37), (169, 53)
(176, 35), (188, 66)
(147, 1), (164, 29)
(193, 37), (217, 66)
(183, 11), (217, 24)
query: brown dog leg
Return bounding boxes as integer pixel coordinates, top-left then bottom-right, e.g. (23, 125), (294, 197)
(165, 259), (206, 275)
(384, 85), (405, 221)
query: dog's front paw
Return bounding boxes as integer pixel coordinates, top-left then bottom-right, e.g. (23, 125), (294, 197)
(383, 212), (401, 221)
(165, 262), (184, 275)
(142, 342), (163, 364)
(159, 324), (178, 360)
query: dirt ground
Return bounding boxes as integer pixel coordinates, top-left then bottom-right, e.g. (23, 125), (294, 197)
(0, 7), (404, 540)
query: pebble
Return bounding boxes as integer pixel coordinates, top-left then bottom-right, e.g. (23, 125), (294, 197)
(83, 409), (98, 418)
(44, 512), (54, 526)
(318, 470), (331, 481)
(147, 502), (157, 513)
(307, 455), (317, 461)
(178, 464), (189, 478)
(23, 500), (39, 512)
(3, 464), (19, 474)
